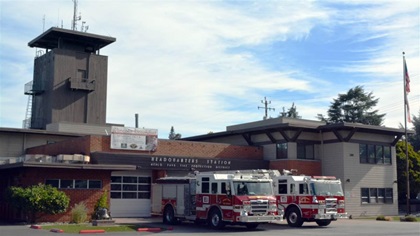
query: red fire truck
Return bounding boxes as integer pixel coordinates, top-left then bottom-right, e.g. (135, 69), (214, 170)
(151, 170), (283, 229)
(270, 169), (348, 227)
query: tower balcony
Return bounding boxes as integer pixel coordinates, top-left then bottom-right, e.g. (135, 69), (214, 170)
(68, 77), (96, 91)
(24, 80), (44, 95)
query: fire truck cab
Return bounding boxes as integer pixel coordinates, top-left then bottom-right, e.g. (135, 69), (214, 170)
(152, 170), (282, 229)
(270, 170), (348, 227)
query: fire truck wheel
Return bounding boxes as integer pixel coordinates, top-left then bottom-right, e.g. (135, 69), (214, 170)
(208, 209), (225, 229)
(286, 207), (303, 227)
(245, 223), (259, 229)
(316, 220), (331, 226)
(163, 205), (177, 225)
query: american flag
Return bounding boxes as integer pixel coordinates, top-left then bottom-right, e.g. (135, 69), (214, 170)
(404, 56), (411, 123)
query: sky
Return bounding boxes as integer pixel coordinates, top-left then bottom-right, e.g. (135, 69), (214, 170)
(0, 0), (419, 138)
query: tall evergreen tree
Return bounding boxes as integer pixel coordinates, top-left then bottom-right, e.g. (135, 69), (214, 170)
(318, 86), (385, 125)
(279, 103), (301, 119)
(396, 141), (420, 201)
(408, 110), (420, 152)
(168, 126), (182, 140)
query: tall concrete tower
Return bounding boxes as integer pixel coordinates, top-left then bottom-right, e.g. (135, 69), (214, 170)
(26, 27), (116, 129)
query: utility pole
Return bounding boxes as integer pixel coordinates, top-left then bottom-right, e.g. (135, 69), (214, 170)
(258, 97), (275, 120)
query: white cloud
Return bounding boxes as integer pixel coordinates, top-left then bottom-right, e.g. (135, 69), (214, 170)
(0, 0), (419, 137)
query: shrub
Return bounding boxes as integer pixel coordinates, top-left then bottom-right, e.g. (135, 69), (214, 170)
(93, 190), (110, 220)
(376, 215), (392, 221)
(5, 184), (70, 223)
(94, 190), (109, 211)
(401, 215), (418, 222)
(71, 202), (88, 224)
(376, 215), (385, 221)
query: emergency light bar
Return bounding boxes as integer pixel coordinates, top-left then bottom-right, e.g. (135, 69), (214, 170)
(312, 176), (336, 180)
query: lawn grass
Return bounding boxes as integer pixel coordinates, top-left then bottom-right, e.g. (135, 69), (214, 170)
(352, 215), (420, 221)
(41, 223), (142, 233)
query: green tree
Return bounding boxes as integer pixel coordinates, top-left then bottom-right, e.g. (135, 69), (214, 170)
(279, 103), (301, 118)
(396, 141), (420, 201)
(408, 111), (420, 152)
(318, 86), (385, 125)
(5, 184), (70, 223)
(168, 126), (182, 140)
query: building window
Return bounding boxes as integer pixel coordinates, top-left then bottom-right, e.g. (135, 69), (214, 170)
(89, 180), (102, 189)
(385, 188), (393, 203)
(75, 180), (88, 189)
(359, 144), (391, 165)
(297, 143), (314, 160)
(361, 188), (393, 204)
(361, 188), (369, 203)
(110, 176), (151, 199)
(45, 179), (102, 189)
(77, 69), (87, 79)
(45, 179), (59, 188)
(61, 180), (74, 189)
(276, 143), (288, 159)
(384, 146), (391, 164)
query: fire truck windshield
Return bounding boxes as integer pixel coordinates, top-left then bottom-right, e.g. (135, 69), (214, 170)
(311, 182), (344, 196)
(233, 181), (273, 196)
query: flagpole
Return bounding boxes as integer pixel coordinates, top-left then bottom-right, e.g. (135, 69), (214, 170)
(403, 51), (410, 215)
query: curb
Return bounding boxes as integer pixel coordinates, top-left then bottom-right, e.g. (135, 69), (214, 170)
(50, 228), (64, 233)
(137, 227), (162, 232)
(30, 225), (42, 229)
(79, 229), (106, 234)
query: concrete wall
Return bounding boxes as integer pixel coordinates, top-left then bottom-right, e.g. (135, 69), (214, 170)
(0, 130), (80, 158)
(321, 136), (398, 217)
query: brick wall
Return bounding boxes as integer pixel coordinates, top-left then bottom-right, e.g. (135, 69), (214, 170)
(27, 135), (263, 160)
(26, 135), (92, 156)
(269, 160), (322, 176)
(20, 135), (265, 222)
(18, 167), (111, 223)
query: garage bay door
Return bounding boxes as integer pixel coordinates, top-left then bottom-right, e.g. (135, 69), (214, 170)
(110, 173), (151, 217)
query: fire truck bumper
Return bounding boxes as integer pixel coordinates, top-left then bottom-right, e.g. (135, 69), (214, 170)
(315, 212), (348, 220)
(237, 215), (282, 223)
(337, 213), (348, 218)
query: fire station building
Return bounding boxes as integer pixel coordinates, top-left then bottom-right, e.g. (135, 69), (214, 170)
(0, 27), (409, 222)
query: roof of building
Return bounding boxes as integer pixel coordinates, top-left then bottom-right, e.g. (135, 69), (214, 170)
(184, 117), (413, 145)
(0, 161), (136, 171)
(0, 127), (84, 137)
(28, 27), (116, 50)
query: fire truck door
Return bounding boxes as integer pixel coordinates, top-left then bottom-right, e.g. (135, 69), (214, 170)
(290, 183), (297, 202)
(218, 182), (232, 208)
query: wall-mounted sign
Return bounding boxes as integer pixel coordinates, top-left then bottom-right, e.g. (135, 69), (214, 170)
(110, 126), (158, 151)
(92, 153), (269, 171)
(150, 156), (232, 170)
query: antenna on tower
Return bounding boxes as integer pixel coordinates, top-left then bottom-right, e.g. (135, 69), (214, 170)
(42, 15), (45, 32)
(258, 97), (275, 120)
(71, 0), (88, 32)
